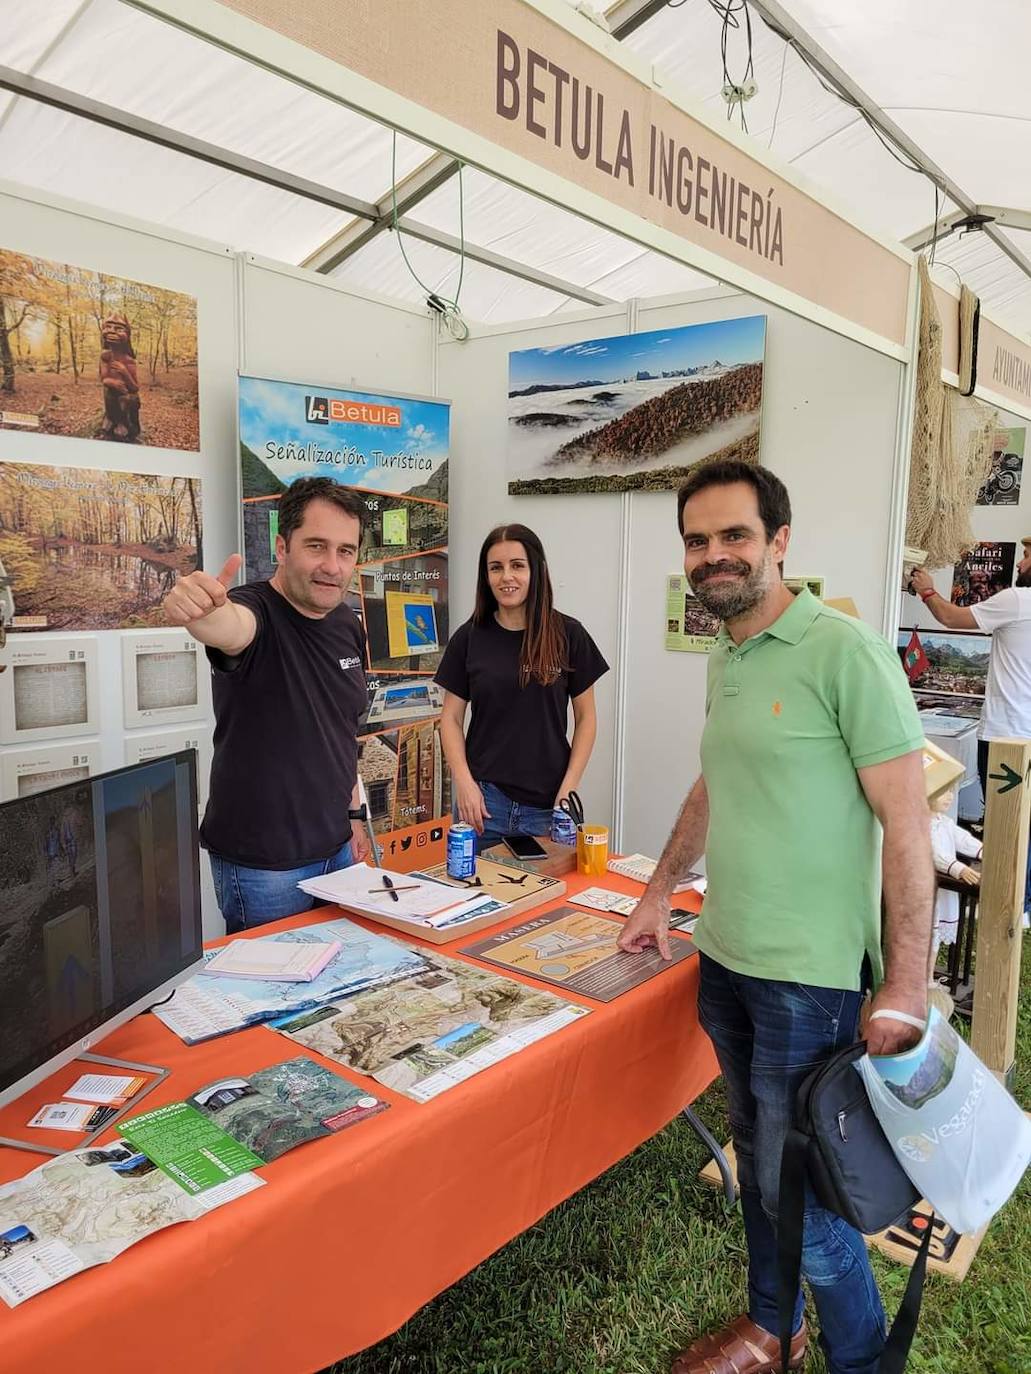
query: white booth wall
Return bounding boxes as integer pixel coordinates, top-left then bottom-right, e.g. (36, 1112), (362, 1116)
(0, 180), (911, 926)
(439, 290), (907, 857)
(0, 184), (435, 936)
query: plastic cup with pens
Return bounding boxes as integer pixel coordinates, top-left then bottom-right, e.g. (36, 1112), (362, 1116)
(577, 825), (609, 877)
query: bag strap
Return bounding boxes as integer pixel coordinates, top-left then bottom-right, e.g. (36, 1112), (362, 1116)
(777, 1127), (933, 1374)
(877, 1218), (933, 1374)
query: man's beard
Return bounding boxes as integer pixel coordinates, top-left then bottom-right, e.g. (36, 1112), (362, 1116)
(1017, 570), (1031, 588)
(690, 554), (771, 619)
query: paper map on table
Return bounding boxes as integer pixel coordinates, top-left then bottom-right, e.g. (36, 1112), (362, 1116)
(273, 950), (589, 1103)
(0, 1144), (262, 1306)
(568, 887), (699, 933)
(187, 1057), (387, 1159)
(463, 908), (696, 1002)
(154, 918), (429, 1043)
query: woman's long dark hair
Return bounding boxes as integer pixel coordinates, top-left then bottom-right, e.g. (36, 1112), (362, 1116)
(473, 524), (568, 687)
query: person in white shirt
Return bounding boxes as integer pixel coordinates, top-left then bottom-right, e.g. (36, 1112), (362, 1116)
(911, 549), (1031, 911)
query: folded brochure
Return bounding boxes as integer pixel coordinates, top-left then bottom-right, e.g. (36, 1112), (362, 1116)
(118, 1057), (387, 1192)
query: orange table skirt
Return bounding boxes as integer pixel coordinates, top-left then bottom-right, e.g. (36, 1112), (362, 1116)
(0, 874), (716, 1374)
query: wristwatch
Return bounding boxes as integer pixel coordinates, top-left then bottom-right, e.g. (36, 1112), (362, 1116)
(347, 806), (368, 821)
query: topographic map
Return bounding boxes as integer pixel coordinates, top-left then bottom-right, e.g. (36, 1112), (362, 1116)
(275, 951), (589, 1102)
(0, 1143), (259, 1306)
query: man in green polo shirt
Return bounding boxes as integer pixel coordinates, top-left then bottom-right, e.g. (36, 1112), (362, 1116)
(619, 460), (934, 1374)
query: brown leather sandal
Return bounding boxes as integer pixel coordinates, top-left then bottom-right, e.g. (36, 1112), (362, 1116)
(670, 1314), (807, 1373)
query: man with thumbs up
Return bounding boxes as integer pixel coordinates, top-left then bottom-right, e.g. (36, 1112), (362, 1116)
(163, 476), (371, 932)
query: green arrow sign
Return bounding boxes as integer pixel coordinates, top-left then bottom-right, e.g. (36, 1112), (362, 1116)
(989, 763), (1026, 794)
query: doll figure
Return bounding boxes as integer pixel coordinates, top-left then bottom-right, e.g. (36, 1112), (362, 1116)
(930, 787), (982, 961)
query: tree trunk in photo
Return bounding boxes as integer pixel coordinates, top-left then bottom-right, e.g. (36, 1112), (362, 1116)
(54, 318), (63, 375)
(186, 478), (201, 567)
(65, 285), (80, 382)
(0, 297), (26, 394)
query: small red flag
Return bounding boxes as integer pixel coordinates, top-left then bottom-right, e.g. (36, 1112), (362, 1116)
(903, 630), (929, 682)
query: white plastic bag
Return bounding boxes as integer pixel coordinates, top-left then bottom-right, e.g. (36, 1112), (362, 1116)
(857, 1007), (1031, 1234)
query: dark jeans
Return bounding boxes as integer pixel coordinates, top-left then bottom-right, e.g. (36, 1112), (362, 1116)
(698, 954), (886, 1374)
(209, 840), (354, 935)
(977, 740), (1031, 912)
(465, 781), (554, 855)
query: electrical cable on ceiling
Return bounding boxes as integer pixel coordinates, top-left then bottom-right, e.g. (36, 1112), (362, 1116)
(697, 0), (758, 132)
(390, 132), (469, 341)
(671, 1), (955, 241)
(767, 37), (788, 148)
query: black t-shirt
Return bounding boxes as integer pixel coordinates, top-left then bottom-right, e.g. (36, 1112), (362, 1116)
(200, 580), (368, 868)
(434, 614), (608, 808)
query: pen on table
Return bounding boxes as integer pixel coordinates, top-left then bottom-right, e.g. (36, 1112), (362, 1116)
(367, 883), (420, 895)
(382, 874), (400, 902)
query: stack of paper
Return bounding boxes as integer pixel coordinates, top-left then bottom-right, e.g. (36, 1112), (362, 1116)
(154, 917), (429, 1045)
(65, 1073), (147, 1105)
(202, 938), (341, 982)
(607, 853), (707, 894)
(569, 887), (699, 932)
(298, 865), (498, 929)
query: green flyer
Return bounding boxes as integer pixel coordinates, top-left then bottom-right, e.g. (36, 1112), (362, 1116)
(118, 1101), (263, 1194)
(382, 506), (409, 545)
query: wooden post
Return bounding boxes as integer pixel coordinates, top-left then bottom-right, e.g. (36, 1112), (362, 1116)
(970, 738), (1031, 1083)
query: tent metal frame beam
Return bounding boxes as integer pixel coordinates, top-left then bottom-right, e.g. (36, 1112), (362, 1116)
(902, 206), (1031, 254)
(390, 219), (612, 305)
(903, 209), (979, 253)
(747, 0), (1031, 287)
(603, 0), (671, 41)
(302, 151), (459, 273)
(0, 64), (379, 221)
(304, 0), (662, 278)
(0, 64), (609, 308)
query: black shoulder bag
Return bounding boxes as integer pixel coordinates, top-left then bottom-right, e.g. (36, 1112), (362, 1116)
(777, 1041), (932, 1374)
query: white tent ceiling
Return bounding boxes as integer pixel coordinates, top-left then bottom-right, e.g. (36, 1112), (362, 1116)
(0, 0), (1028, 334)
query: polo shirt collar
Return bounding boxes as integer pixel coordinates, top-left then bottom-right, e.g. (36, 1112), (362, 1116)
(716, 587), (821, 648)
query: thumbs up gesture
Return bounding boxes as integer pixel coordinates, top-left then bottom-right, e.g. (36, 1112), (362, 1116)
(163, 554), (243, 627)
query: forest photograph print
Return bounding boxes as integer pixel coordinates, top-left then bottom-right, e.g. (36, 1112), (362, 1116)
(0, 462), (201, 631)
(0, 249), (199, 451)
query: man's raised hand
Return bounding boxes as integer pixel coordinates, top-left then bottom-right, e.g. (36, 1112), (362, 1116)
(163, 554), (242, 627)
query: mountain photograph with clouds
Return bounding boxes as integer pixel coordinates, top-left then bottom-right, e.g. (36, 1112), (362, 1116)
(506, 316), (766, 495)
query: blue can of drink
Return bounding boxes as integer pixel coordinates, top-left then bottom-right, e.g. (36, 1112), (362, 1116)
(447, 822), (476, 879)
(551, 806), (577, 847)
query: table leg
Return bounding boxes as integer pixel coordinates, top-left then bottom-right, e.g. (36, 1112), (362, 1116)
(681, 1106), (736, 1206)
(962, 894), (976, 987)
(947, 907), (963, 996)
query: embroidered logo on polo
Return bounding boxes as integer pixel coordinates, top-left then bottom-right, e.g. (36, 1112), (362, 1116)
(339, 656), (362, 671)
(772, 701), (783, 716)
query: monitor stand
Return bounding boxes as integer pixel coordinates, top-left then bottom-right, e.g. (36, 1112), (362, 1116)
(0, 1053), (170, 1158)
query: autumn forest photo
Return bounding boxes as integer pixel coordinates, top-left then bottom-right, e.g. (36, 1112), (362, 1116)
(0, 249), (199, 452)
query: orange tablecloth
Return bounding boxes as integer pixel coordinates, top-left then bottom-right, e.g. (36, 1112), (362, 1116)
(0, 873), (716, 1374)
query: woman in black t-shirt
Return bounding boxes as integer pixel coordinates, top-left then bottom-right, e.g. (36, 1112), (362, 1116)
(435, 523), (608, 853)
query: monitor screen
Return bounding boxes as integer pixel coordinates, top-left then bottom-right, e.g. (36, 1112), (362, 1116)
(0, 751), (202, 1104)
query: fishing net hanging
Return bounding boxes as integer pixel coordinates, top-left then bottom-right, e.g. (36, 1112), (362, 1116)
(906, 257), (996, 569)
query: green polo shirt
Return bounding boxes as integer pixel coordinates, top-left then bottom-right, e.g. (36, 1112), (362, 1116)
(693, 590), (924, 990)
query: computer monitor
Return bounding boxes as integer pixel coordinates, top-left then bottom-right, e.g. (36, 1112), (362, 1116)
(0, 751), (203, 1110)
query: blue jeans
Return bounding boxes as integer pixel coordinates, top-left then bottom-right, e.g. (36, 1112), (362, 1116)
(209, 841), (354, 935)
(698, 954), (886, 1374)
(977, 740), (1031, 911)
(467, 781), (554, 855)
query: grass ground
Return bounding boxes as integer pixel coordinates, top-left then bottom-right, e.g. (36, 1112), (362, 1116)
(333, 944), (1030, 1374)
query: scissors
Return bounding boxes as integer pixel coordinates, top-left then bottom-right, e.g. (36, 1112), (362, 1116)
(559, 791), (585, 827)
